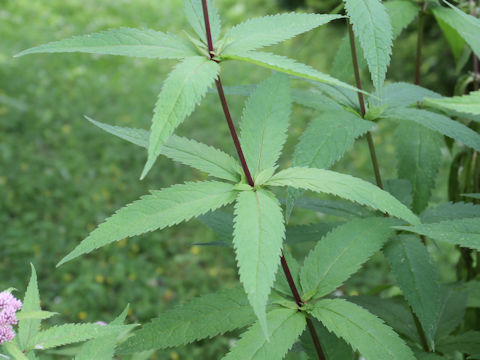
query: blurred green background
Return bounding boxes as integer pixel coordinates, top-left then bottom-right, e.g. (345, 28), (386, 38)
(0, 0), (465, 358)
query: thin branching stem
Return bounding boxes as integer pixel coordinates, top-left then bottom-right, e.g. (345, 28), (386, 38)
(200, 2), (325, 359)
(347, 22), (383, 189)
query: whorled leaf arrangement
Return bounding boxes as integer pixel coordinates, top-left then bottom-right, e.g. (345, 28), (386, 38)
(13, 0), (480, 359)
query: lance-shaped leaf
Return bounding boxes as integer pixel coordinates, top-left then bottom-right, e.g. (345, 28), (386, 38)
(118, 288), (256, 353)
(76, 305), (131, 360)
(223, 13), (342, 54)
(301, 217), (395, 300)
(31, 324), (134, 351)
(395, 218), (480, 251)
(309, 299), (416, 360)
(421, 202), (480, 223)
(266, 167), (420, 225)
(384, 235), (441, 349)
(86, 117), (242, 182)
(434, 10), (466, 63)
(394, 123), (443, 213)
(331, 1), (417, 83)
(222, 308), (306, 360)
(292, 197), (373, 219)
(435, 285), (468, 340)
(425, 90), (480, 116)
(239, 73), (290, 178)
(385, 107), (480, 151)
(344, 0), (393, 92)
(18, 265), (41, 350)
(286, 110), (374, 217)
(463, 193), (480, 200)
(58, 181), (236, 266)
(142, 56), (219, 179)
(382, 82), (441, 108)
(233, 189), (285, 336)
(221, 51), (366, 94)
(432, 4), (480, 57)
(183, 0), (221, 44)
(15, 28), (196, 59)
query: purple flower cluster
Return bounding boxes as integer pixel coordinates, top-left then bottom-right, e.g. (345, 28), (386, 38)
(0, 291), (22, 344)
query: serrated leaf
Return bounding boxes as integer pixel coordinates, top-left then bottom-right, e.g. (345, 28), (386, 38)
(435, 285), (468, 340)
(222, 308), (306, 360)
(32, 324), (133, 351)
(292, 197), (373, 218)
(75, 306), (132, 360)
(344, 0), (393, 93)
(347, 295), (421, 344)
(331, 1), (416, 84)
(16, 311), (57, 321)
(18, 265), (41, 351)
(58, 181), (236, 266)
(309, 299), (415, 360)
(233, 189), (285, 337)
(386, 107), (480, 150)
(300, 319), (354, 360)
(395, 218), (480, 250)
(463, 193), (480, 200)
(239, 73), (291, 177)
(432, 4), (480, 58)
(15, 28), (196, 59)
(384, 235), (441, 348)
(286, 110), (374, 216)
(384, 179), (413, 209)
(382, 82), (441, 108)
(86, 117), (242, 182)
(425, 90), (480, 116)
(434, 10), (466, 62)
(285, 222), (343, 244)
(221, 51), (366, 94)
(223, 13), (342, 54)
(394, 123), (443, 213)
(437, 331), (480, 355)
(266, 167), (420, 225)
(118, 287), (256, 353)
(421, 202), (480, 223)
(183, 0), (221, 44)
(142, 56), (220, 179)
(301, 217), (394, 300)
(2, 341), (28, 360)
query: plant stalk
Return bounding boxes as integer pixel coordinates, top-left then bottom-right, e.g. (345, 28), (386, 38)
(415, 4), (427, 86)
(201, 2), (325, 358)
(347, 22), (383, 189)
(472, 0), (479, 90)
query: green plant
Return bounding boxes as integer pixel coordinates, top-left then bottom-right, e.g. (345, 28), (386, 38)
(6, 0), (480, 359)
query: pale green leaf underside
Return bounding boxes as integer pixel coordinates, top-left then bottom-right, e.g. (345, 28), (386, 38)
(382, 82), (441, 108)
(385, 107), (480, 151)
(394, 123), (443, 213)
(463, 193), (480, 200)
(16, 311), (57, 321)
(18, 265), (41, 351)
(432, 5), (480, 58)
(224, 13), (342, 54)
(344, 0), (393, 92)
(239, 73), (290, 177)
(221, 51), (366, 95)
(32, 324), (134, 350)
(86, 117), (242, 182)
(385, 235), (441, 348)
(286, 110), (374, 217)
(2, 342), (28, 360)
(425, 90), (480, 116)
(222, 309), (306, 360)
(309, 299), (415, 360)
(15, 28), (196, 59)
(301, 217), (394, 300)
(395, 218), (480, 251)
(233, 189), (285, 337)
(266, 167), (420, 225)
(183, 0), (221, 44)
(118, 287), (256, 353)
(142, 56), (220, 179)
(58, 181), (236, 266)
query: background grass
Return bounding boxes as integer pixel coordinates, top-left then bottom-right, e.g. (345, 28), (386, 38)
(0, 0), (466, 358)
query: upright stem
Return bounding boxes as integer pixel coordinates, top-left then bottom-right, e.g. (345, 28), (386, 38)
(347, 22), (384, 189)
(472, 0), (479, 91)
(201, 2), (325, 359)
(415, 3), (426, 86)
